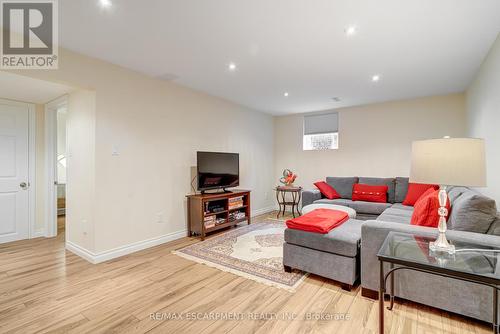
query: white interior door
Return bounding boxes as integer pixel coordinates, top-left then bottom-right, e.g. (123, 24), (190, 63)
(0, 101), (30, 244)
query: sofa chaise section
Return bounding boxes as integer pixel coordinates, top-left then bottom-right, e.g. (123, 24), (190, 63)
(361, 186), (500, 323)
(361, 220), (500, 323)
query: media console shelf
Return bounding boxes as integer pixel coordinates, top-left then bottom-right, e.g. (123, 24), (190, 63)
(186, 190), (251, 240)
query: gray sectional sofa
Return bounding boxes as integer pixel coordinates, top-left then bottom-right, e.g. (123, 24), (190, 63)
(283, 176), (500, 323)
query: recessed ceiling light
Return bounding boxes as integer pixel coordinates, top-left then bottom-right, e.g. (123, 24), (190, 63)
(99, 0), (112, 8)
(284, 92), (289, 97)
(345, 25), (357, 36)
(372, 75), (381, 82)
(228, 62), (237, 71)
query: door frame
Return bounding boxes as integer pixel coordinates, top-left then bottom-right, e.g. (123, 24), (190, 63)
(44, 95), (68, 237)
(0, 98), (37, 240)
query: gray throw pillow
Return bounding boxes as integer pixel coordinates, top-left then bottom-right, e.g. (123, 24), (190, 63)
(447, 186), (470, 205)
(448, 191), (497, 234)
(325, 177), (358, 199)
(395, 177), (409, 203)
(487, 216), (500, 236)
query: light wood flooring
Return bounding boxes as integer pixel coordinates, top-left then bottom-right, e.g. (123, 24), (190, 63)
(57, 216), (65, 234)
(0, 212), (492, 334)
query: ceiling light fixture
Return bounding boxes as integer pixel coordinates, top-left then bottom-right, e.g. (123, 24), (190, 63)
(345, 25), (357, 36)
(228, 62), (237, 71)
(99, 0), (112, 8)
(372, 74), (381, 82)
(284, 92), (289, 97)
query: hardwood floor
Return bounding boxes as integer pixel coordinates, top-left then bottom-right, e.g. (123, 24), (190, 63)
(57, 216), (65, 234)
(0, 212), (492, 334)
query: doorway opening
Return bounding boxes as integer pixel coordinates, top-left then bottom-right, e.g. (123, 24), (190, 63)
(45, 96), (69, 238)
(0, 71), (73, 245)
(56, 106), (67, 234)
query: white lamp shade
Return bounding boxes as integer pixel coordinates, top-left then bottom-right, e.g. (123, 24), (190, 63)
(410, 138), (486, 187)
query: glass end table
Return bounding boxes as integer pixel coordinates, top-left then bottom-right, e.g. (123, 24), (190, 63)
(377, 231), (500, 334)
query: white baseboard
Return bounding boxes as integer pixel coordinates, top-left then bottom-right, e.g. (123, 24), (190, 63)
(66, 241), (97, 263)
(31, 230), (45, 239)
(67, 206), (277, 264)
(251, 206), (277, 217)
(66, 229), (188, 264)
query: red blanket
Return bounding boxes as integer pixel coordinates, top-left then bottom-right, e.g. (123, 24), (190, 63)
(286, 209), (349, 234)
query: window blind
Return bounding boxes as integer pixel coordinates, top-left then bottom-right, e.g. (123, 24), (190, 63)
(303, 112), (339, 135)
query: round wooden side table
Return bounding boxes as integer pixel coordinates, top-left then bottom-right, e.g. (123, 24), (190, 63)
(275, 186), (302, 218)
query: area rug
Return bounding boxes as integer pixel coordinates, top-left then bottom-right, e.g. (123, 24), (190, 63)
(173, 220), (307, 291)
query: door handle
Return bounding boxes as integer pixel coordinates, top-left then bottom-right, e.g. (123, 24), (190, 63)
(20, 182), (28, 190)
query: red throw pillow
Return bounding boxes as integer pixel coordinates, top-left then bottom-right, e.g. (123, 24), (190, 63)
(352, 184), (388, 203)
(414, 187), (435, 206)
(411, 189), (451, 228)
(314, 181), (341, 200)
(403, 183), (439, 206)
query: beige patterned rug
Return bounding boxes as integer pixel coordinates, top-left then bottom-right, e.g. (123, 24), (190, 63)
(173, 220), (307, 291)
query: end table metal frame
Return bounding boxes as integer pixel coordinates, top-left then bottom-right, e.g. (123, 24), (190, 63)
(275, 187), (302, 218)
(378, 256), (499, 334)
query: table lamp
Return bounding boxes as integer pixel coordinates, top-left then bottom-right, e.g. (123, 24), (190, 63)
(409, 138), (486, 254)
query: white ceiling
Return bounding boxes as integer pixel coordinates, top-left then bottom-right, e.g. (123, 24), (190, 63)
(0, 72), (73, 104)
(59, 0), (500, 115)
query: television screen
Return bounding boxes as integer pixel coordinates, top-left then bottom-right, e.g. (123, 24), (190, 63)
(197, 152), (239, 191)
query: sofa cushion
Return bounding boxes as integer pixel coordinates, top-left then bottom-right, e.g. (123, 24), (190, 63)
(377, 212), (412, 224)
(313, 198), (392, 215)
(314, 198), (352, 206)
(284, 219), (364, 257)
(326, 177), (358, 199)
(382, 206), (414, 218)
(302, 189), (322, 207)
(448, 190), (497, 234)
(390, 203), (414, 212)
(377, 205), (414, 224)
(359, 177), (396, 203)
(487, 216), (500, 236)
(395, 177), (409, 203)
(348, 201), (392, 215)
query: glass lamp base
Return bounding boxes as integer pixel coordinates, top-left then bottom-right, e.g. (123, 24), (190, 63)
(429, 239), (456, 254)
(430, 186), (456, 255)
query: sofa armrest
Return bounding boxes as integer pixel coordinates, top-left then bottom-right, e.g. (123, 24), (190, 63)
(302, 189), (322, 208)
(361, 220), (500, 291)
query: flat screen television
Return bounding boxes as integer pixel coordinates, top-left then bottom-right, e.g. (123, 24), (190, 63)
(197, 151), (239, 192)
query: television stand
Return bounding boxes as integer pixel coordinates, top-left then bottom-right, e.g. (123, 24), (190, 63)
(201, 188), (233, 195)
(186, 190), (251, 240)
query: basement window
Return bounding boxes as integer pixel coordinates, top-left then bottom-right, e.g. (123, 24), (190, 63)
(303, 112), (339, 150)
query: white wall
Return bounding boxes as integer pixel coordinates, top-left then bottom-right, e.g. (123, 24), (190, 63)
(274, 94), (467, 189)
(92, 84), (274, 252)
(466, 34), (500, 204)
(66, 90), (96, 251)
(8, 47), (275, 255)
